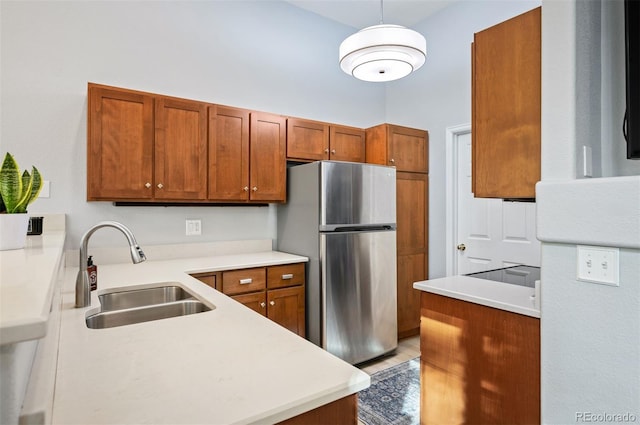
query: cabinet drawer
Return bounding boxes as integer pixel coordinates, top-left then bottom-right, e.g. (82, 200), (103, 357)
(267, 263), (305, 289)
(222, 268), (266, 295)
(190, 272), (217, 290)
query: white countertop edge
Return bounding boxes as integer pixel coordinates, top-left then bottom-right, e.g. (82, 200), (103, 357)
(413, 277), (540, 318)
(0, 232), (66, 346)
(243, 377), (370, 425)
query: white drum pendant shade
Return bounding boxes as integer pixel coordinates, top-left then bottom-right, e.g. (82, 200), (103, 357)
(339, 24), (426, 82)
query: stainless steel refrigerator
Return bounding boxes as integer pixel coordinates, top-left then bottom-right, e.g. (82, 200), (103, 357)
(277, 161), (397, 365)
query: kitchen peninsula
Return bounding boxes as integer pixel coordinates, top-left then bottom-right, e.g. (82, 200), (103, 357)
(413, 274), (540, 424)
(3, 221), (369, 425)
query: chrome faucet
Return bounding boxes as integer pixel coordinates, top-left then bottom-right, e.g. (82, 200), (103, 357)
(75, 221), (146, 308)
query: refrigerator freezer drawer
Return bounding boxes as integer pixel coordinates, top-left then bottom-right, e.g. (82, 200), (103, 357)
(320, 230), (398, 364)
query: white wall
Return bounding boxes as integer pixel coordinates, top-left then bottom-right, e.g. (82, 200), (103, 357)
(0, 0), (385, 250)
(539, 1), (640, 423)
(385, 0), (541, 278)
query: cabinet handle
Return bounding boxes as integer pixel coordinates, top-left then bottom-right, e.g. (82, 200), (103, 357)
(281, 273), (294, 280)
(252, 186), (258, 192)
(324, 148), (329, 153)
(389, 158), (395, 164)
(331, 149), (336, 154)
(243, 186), (249, 192)
(270, 301), (275, 306)
(260, 302), (266, 308)
(239, 278), (253, 284)
(145, 182), (151, 188)
(157, 183), (164, 189)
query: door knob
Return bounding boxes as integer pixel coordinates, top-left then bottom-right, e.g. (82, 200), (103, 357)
(457, 244), (466, 251)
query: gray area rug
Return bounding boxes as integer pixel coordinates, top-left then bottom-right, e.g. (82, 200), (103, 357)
(358, 357), (420, 425)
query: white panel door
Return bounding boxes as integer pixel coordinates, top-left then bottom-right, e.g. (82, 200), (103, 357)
(456, 132), (540, 275)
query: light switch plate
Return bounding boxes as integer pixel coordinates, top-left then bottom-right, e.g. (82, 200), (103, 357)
(40, 180), (51, 198)
(577, 245), (619, 286)
(185, 219), (201, 236)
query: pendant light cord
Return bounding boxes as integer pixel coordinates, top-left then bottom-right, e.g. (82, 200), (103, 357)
(379, 0), (384, 24)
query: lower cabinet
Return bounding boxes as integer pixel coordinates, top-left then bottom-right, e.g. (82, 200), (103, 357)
(276, 394), (357, 425)
(191, 263), (305, 337)
(420, 292), (540, 425)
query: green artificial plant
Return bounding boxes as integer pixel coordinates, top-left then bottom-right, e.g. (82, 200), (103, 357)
(0, 152), (43, 214)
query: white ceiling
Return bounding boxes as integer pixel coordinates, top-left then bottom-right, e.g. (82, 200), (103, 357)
(284, 0), (456, 30)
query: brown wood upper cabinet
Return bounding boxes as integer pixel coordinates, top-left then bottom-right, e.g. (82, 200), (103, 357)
(365, 124), (428, 173)
(154, 97), (208, 200)
(208, 107), (286, 203)
(87, 85), (154, 200)
(87, 83), (286, 203)
(472, 7), (541, 199)
(287, 118), (365, 163)
(88, 84), (208, 201)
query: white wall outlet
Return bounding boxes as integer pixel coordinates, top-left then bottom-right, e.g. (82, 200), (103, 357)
(577, 245), (619, 286)
(185, 219), (201, 236)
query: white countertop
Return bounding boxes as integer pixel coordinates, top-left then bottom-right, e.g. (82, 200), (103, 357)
(53, 251), (370, 424)
(0, 231), (66, 345)
(413, 275), (540, 318)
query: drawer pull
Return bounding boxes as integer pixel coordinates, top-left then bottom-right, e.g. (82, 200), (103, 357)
(239, 278), (253, 285)
(281, 273), (294, 280)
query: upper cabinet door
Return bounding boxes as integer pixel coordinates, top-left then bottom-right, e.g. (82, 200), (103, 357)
(287, 118), (329, 161)
(387, 125), (428, 173)
(472, 7), (541, 199)
(250, 112), (286, 202)
(87, 85), (154, 200)
(208, 106), (250, 201)
(154, 97), (208, 200)
(365, 124), (429, 173)
(329, 125), (365, 163)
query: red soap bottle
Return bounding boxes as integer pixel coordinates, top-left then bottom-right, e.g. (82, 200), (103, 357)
(88, 256), (98, 291)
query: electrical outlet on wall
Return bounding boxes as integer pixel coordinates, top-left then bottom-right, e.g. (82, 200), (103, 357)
(577, 245), (619, 286)
(185, 219), (201, 236)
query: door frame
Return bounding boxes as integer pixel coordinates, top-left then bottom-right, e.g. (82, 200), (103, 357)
(445, 123), (472, 276)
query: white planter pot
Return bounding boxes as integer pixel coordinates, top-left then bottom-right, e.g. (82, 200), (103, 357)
(0, 214), (30, 251)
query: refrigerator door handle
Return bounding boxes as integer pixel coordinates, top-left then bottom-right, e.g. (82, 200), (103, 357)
(320, 224), (396, 232)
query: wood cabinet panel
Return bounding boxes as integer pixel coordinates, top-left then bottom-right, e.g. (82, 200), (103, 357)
(397, 172), (428, 256)
(329, 125), (365, 162)
(365, 124), (428, 172)
(397, 253), (426, 339)
(208, 106), (250, 201)
(277, 394), (357, 425)
(231, 292), (267, 316)
(190, 272), (217, 290)
(87, 85), (154, 200)
(286, 118), (365, 163)
(250, 112), (287, 202)
(267, 286), (305, 337)
(154, 97), (208, 200)
(420, 292), (540, 425)
(267, 263), (305, 290)
(221, 268), (266, 296)
(396, 172), (429, 338)
(287, 118), (329, 161)
(472, 7), (541, 199)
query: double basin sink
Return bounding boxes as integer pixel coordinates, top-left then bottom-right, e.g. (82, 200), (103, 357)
(86, 284), (214, 329)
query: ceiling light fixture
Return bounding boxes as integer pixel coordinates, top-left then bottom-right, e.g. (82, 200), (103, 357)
(339, 0), (427, 82)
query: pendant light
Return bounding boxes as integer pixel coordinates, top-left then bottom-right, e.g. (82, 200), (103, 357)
(339, 0), (427, 82)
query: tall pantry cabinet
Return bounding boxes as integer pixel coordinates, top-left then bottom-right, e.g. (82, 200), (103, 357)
(366, 124), (429, 339)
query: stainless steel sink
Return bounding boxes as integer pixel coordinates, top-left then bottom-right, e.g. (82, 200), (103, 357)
(86, 300), (212, 329)
(97, 285), (195, 311)
(86, 284), (214, 329)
